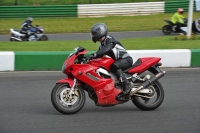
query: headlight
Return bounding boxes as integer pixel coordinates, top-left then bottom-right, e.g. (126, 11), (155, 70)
(61, 63), (67, 73)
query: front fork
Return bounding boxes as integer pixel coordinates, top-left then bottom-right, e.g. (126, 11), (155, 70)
(68, 78), (77, 97)
(56, 77), (78, 98)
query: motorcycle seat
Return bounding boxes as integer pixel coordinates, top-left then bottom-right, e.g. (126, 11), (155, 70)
(164, 20), (174, 25)
(123, 59), (142, 73)
(164, 20), (171, 23)
(10, 28), (26, 36)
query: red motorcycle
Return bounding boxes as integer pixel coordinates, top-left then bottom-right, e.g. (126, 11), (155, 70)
(51, 46), (166, 114)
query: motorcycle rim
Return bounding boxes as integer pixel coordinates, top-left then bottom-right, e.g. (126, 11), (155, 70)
(51, 84), (85, 114)
(131, 80), (164, 110)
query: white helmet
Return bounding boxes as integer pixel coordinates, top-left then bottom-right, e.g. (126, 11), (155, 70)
(27, 17), (33, 23)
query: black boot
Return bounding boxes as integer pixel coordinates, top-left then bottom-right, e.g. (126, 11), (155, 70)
(116, 69), (131, 95)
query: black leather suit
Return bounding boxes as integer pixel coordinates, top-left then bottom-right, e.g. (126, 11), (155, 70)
(95, 35), (133, 78)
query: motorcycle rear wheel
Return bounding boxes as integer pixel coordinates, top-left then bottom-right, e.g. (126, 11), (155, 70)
(10, 38), (15, 41)
(51, 83), (86, 114)
(162, 25), (172, 35)
(39, 35), (48, 41)
(131, 80), (164, 111)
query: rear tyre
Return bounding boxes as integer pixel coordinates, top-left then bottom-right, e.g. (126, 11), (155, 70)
(131, 80), (164, 111)
(10, 34), (16, 41)
(162, 25), (172, 35)
(10, 38), (15, 41)
(51, 83), (85, 114)
(39, 35), (48, 41)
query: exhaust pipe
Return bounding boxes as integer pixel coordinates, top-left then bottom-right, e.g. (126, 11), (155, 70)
(130, 71), (166, 96)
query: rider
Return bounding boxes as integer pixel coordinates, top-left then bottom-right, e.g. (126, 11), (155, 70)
(192, 17), (200, 34)
(20, 17), (37, 39)
(87, 23), (133, 95)
(170, 8), (186, 32)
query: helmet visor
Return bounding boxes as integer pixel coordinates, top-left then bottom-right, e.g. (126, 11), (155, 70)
(90, 32), (97, 43)
(91, 31), (97, 36)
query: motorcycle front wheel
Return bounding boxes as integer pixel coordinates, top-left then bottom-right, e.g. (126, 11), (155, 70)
(39, 35), (48, 41)
(51, 83), (86, 114)
(131, 80), (164, 111)
(162, 25), (172, 35)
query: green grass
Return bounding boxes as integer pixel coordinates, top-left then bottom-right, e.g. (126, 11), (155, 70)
(0, 0), (178, 5)
(1, 36), (200, 51)
(1, 12), (199, 35)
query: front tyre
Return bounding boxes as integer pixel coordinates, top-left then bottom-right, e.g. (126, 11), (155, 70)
(162, 25), (172, 35)
(131, 81), (164, 111)
(51, 83), (85, 114)
(39, 35), (48, 41)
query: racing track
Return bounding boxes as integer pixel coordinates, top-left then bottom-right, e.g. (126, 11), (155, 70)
(0, 30), (167, 41)
(0, 68), (200, 133)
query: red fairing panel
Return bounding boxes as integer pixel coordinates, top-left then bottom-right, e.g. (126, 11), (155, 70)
(128, 57), (161, 74)
(88, 57), (114, 71)
(63, 50), (87, 75)
(71, 64), (122, 105)
(95, 81), (122, 106)
(56, 78), (74, 88)
(71, 64), (111, 91)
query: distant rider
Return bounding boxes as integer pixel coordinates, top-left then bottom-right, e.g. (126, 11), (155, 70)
(170, 8), (187, 32)
(20, 17), (37, 39)
(86, 23), (133, 95)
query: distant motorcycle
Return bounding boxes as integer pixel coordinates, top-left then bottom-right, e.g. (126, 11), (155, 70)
(10, 25), (48, 41)
(162, 19), (187, 35)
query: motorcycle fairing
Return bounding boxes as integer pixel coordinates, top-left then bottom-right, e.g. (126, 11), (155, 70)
(71, 64), (110, 90)
(95, 82), (121, 106)
(88, 57), (114, 71)
(62, 50), (87, 75)
(71, 64), (121, 105)
(56, 78), (74, 87)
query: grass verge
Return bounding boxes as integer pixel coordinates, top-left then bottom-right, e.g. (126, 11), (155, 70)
(1, 36), (200, 51)
(1, 13), (199, 35)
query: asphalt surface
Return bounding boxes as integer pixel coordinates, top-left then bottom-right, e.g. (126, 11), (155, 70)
(0, 68), (200, 133)
(0, 30), (166, 41)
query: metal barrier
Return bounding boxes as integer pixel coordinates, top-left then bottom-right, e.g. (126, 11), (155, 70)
(78, 2), (164, 17)
(0, 5), (78, 18)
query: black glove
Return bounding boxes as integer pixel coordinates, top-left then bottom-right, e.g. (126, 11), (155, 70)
(86, 53), (96, 61)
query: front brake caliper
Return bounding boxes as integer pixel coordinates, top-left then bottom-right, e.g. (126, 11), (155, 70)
(74, 88), (79, 97)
